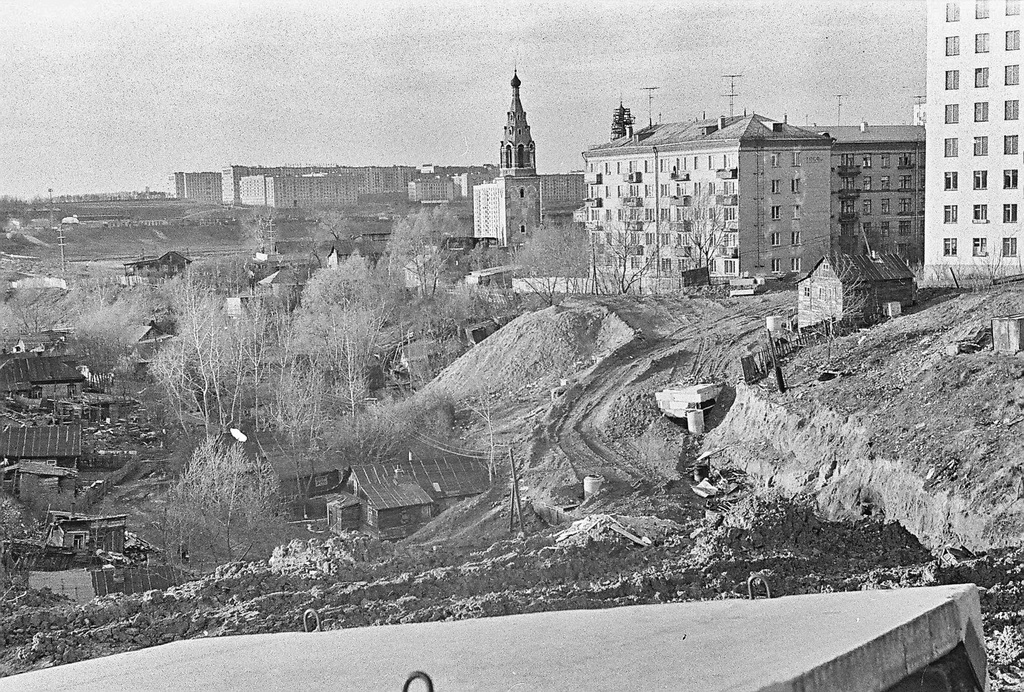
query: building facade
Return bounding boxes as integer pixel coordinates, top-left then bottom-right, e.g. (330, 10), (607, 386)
(238, 173), (359, 208)
(224, 165), (415, 205)
(472, 72), (542, 248)
(473, 181), (502, 239)
(171, 172), (223, 203)
(582, 113), (833, 283)
(408, 175), (456, 202)
(540, 173), (587, 206)
(822, 123), (926, 265)
(926, 0), (1024, 280)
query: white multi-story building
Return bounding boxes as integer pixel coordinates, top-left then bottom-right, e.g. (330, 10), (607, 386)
(926, 0), (1024, 280)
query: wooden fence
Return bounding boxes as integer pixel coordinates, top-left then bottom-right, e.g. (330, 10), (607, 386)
(740, 330), (821, 384)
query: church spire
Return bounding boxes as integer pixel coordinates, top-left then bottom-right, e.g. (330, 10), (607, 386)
(499, 71), (536, 177)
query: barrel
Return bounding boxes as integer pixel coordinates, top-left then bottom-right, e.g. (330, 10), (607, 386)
(686, 408), (705, 435)
(583, 474), (605, 499)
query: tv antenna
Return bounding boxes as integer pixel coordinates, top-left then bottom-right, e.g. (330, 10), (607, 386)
(641, 86), (659, 127)
(835, 94), (846, 125)
(722, 74), (743, 117)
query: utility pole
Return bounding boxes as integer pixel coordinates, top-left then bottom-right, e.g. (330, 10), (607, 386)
(722, 74), (743, 117)
(49, 188), (66, 275)
(641, 86), (660, 127)
(835, 94), (846, 126)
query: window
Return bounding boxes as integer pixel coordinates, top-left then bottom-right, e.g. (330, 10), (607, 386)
(791, 177), (801, 193)
(1008, 66), (1022, 88)
(948, 1), (961, 20)
(947, 36), (961, 55)
(1006, 169), (1019, 188)
(976, 33), (990, 52)
(944, 238), (959, 256)
(899, 198), (912, 214)
(520, 224), (526, 234)
(946, 171), (960, 190)
(899, 175), (912, 190)
(771, 258), (782, 272)
(946, 70), (960, 90)
(1011, 0), (1022, 15)
(945, 205), (959, 223)
(946, 104), (960, 123)
(879, 176), (890, 191)
(863, 221), (873, 236)
(881, 154), (891, 168)
(1005, 238), (1019, 256)
(880, 221), (891, 237)
(1009, 30), (1021, 50)
(975, 102), (990, 121)
(862, 155), (873, 168)
(722, 259), (737, 274)
(863, 199), (873, 215)
(974, 237), (989, 256)
(899, 220), (912, 236)
(976, 67), (990, 87)
(977, 0), (990, 17)
(1005, 203), (1019, 223)
(945, 138), (959, 157)
(793, 204), (801, 219)
(771, 179), (781, 194)
(975, 170), (989, 189)
(519, 188), (525, 198)
(974, 136), (989, 156)
(791, 231), (802, 245)
(974, 204), (989, 222)
(1008, 99), (1021, 120)
(860, 176), (871, 191)
(882, 198), (891, 214)
(771, 205), (781, 220)
(770, 232), (781, 246)
(790, 258), (801, 272)
(1007, 135), (1020, 155)
(770, 153), (780, 168)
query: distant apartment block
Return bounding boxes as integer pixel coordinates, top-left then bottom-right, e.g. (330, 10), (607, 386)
(223, 165), (415, 205)
(408, 175), (456, 203)
(239, 173), (359, 209)
(453, 172), (493, 199)
(820, 123), (926, 265)
(540, 173), (586, 206)
(582, 113), (832, 282)
(473, 182), (502, 239)
(926, 0), (1024, 280)
(171, 172), (223, 204)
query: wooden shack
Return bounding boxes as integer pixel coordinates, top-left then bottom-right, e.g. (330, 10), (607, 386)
(993, 315), (1024, 355)
(0, 424), (82, 468)
(325, 492), (362, 534)
(1, 462), (78, 514)
(44, 512), (127, 560)
(797, 253), (916, 329)
(0, 355), (86, 398)
(346, 465), (434, 540)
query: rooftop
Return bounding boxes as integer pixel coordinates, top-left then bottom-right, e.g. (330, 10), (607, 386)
(817, 124), (926, 145)
(349, 464), (434, 510)
(803, 253), (916, 284)
(0, 424), (82, 459)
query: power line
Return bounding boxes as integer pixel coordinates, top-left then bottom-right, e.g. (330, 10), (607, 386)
(722, 74), (743, 118)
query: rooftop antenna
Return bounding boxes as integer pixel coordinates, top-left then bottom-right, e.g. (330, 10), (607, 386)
(835, 94), (846, 126)
(641, 86), (659, 127)
(722, 74), (743, 117)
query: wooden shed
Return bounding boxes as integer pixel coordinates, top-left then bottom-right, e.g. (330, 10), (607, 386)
(993, 315), (1024, 354)
(0, 424), (82, 468)
(798, 253), (916, 329)
(346, 465), (434, 540)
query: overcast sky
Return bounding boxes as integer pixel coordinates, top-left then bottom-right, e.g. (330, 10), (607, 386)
(0, 0), (926, 198)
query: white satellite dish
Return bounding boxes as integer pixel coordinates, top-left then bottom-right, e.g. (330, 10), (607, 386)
(229, 428), (247, 443)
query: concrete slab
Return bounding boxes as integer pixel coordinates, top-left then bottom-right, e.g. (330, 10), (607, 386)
(2, 584), (985, 692)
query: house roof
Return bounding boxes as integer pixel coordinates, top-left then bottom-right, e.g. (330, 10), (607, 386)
(7, 461), (78, 477)
(123, 251), (192, 269)
(0, 355), (85, 392)
(406, 457), (491, 499)
(349, 464), (434, 510)
(323, 491), (361, 510)
(0, 425), (82, 459)
(816, 125), (925, 145)
(802, 253), (916, 284)
(586, 114), (830, 155)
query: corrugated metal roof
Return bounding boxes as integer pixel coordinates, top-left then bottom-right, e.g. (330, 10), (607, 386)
(0, 356), (85, 392)
(817, 125), (925, 145)
(406, 457), (491, 499)
(349, 464), (434, 510)
(0, 425), (82, 459)
(805, 253), (916, 284)
(587, 114), (830, 155)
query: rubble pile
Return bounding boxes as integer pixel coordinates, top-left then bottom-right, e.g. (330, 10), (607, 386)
(554, 514), (682, 548)
(267, 534), (394, 576)
(603, 388), (663, 439)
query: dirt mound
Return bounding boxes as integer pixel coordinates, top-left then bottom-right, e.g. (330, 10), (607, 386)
(428, 299), (635, 399)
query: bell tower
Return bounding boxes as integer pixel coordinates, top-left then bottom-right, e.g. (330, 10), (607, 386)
(499, 71), (537, 177)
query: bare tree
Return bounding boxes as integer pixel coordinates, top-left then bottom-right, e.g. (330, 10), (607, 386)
(167, 438), (280, 562)
(513, 222), (589, 305)
(240, 207), (276, 253)
(5, 288), (70, 333)
(386, 206), (463, 295)
(802, 253), (869, 361)
(593, 226), (656, 294)
(686, 187), (729, 281)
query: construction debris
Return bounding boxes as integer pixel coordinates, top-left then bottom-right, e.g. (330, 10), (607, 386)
(553, 514), (681, 547)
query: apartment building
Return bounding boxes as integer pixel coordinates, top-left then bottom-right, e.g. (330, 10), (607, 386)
(822, 123), (926, 265)
(926, 0), (1024, 280)
(223, 165), (415, 205)
(171, 172), (223, 204)
(540, 173), (586, 207)
(238, 173), (359, 208)
(581, 113), (832, 282)
(408, 175), (456, 203)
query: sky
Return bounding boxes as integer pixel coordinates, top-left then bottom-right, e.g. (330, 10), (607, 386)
(0, 0), (927, 198)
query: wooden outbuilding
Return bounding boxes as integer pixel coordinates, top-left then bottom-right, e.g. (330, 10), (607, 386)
(346, 464), (435, 540)
(797, 253), (916, 329)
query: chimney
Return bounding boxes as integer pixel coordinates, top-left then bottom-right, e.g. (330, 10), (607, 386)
(860, 121), (868, 133)
(718, 115), (726, 130)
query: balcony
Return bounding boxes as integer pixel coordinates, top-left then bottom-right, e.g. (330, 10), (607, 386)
(839, 211), (859, 221)
(726, 220), (739, 231)
(623, 196), (644, 208)
(623, 172), (643, 183)
(897, 162), (917, 170)
(837, 165), (861, 177)
(670, 171), (690, 181)
(716, 194), (739, 206)
(585, 198), (603, 208)
(716, 246), (739, 259)
(716, 167), (738, 180)
(625, 220), (644, 231)
(837, 188), (861, 199)
(670, 195), (693, 207)
(584, 172), (603, 185)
